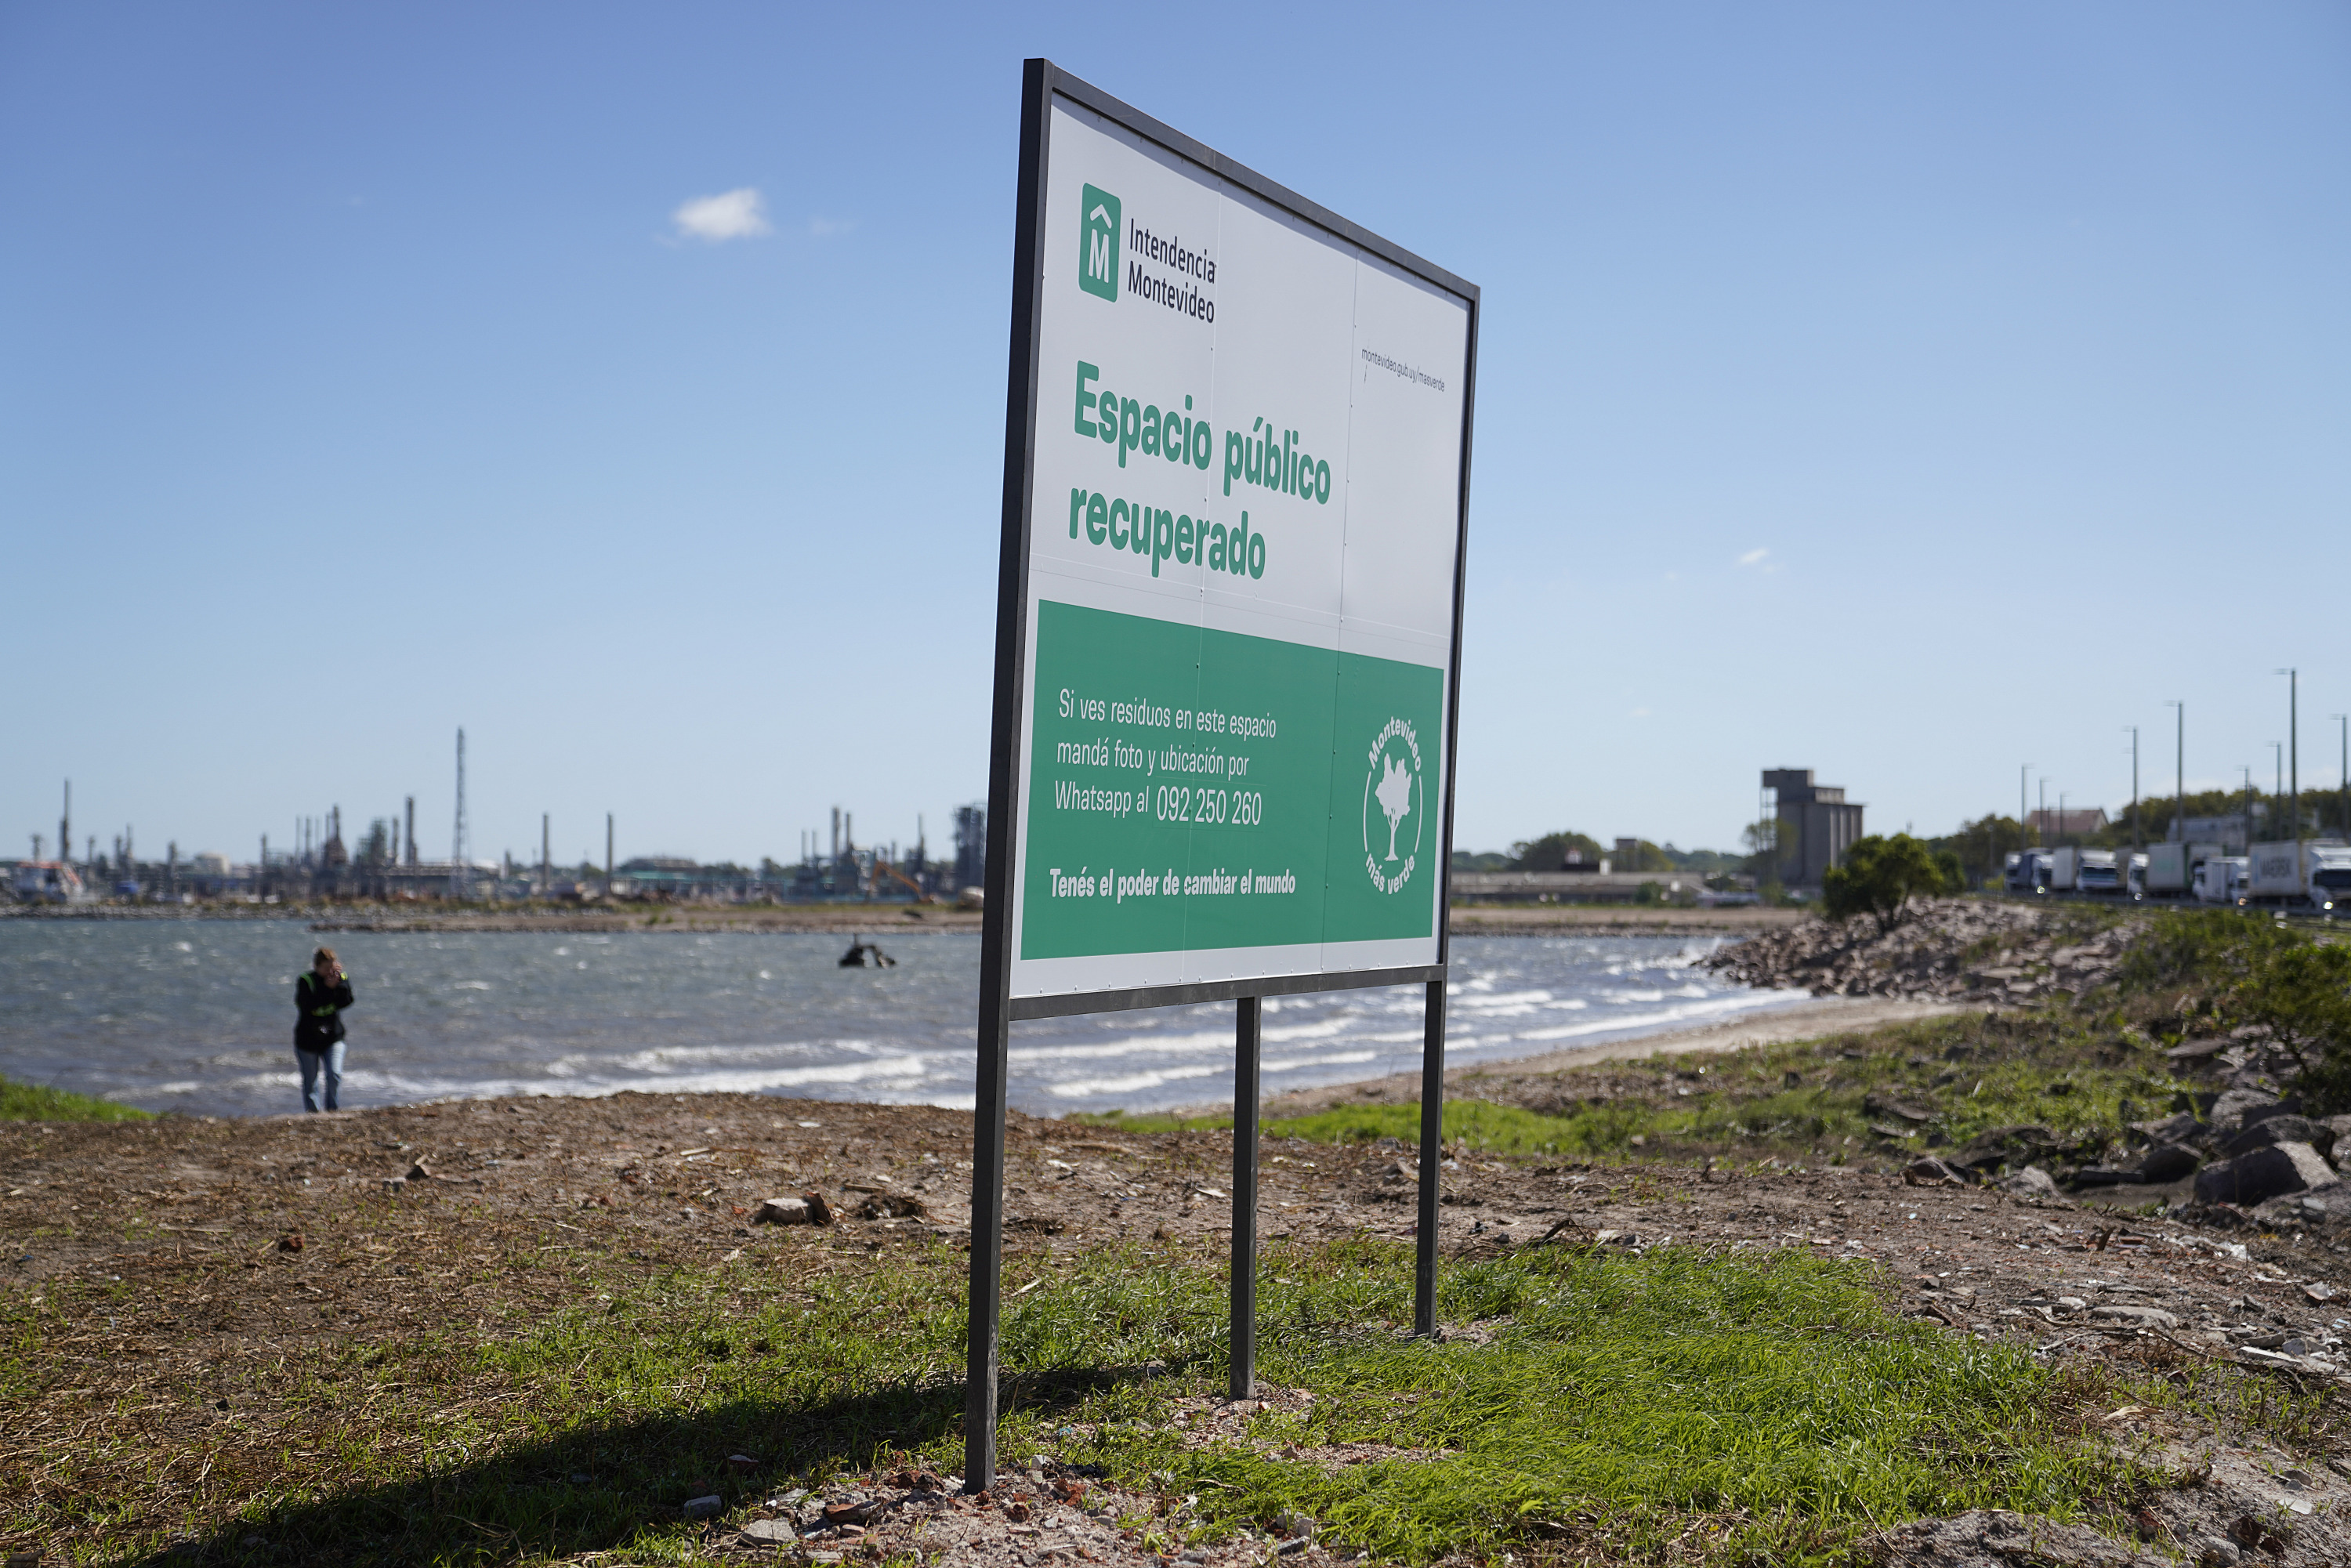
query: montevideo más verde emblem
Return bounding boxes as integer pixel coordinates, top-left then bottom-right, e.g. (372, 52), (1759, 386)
(1361, 717), (1424, 896)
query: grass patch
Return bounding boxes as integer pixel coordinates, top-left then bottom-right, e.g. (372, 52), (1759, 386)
(0, 1073), (152, 1122)
(1097, 1241), (2140, 1563)
(1114, 1012), (2199, 1173)
(9, 1235), (2154, 1565)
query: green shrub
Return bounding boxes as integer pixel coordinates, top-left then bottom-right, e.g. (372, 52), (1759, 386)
(1822, 835), (1948, 933)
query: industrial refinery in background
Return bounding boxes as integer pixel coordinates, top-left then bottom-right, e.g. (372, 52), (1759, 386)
(8, 732), (989, 908)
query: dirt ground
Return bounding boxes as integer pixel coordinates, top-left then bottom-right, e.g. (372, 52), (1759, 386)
(9, 1087), (2351, 1566)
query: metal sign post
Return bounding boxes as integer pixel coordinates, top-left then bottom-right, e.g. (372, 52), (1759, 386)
(965, 57), (1477, 1492)
(1230, 995), (1262, 1398)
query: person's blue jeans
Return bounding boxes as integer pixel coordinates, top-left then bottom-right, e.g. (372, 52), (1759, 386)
(296, 1042), (345, 1112)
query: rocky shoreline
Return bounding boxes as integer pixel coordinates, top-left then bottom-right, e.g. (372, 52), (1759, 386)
(1701, 896), (2135, 1004)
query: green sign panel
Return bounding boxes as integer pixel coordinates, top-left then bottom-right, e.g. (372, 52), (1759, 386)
(1020, 600), (1443, 961)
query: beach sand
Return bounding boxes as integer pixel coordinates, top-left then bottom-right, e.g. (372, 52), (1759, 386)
(1195, 994), (1965, 1121)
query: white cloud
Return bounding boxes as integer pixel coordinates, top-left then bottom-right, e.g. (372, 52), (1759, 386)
(808, 215), (856, 239)
(1737, 547), (1769, 567)
(671, 188), (771, 243)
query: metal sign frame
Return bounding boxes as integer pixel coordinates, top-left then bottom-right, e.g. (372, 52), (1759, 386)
(966, 56), (1479, 1491)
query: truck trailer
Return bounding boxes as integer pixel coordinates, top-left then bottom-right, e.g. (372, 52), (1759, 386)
(2247, 841), (2351, 907)
(2143, 842), (2222, 897)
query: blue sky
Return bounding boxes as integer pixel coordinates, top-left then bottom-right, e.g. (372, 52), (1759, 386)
(4, 2), (2346, 868)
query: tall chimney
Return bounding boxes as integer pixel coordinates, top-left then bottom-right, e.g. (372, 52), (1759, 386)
(542, 813), (552, 895)
(60, 780), (70, 871)
(451, 727), (468, 901)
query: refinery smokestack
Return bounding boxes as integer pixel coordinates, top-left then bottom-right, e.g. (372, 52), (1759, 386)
(451, 727), (468, 901)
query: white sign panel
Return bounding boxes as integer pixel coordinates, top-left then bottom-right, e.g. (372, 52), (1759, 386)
(999, 88), (1476, 1009)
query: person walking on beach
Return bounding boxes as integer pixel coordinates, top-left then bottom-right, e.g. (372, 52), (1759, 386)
(294, 946), (355, 1113)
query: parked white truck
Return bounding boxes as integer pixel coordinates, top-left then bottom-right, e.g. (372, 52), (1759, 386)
(2046, 846), (2117, 892)
(2317, 849), (2351, 912)
(2193, 856), (2250, 904)
(2004, 849), (2053, 893)
(2247, 841), (2351, 908)
(2074, 850), (2123, 894)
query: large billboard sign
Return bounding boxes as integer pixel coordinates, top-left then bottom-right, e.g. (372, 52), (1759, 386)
(994, 71), (1477, 1013)
(967, 60), (1477, 1490)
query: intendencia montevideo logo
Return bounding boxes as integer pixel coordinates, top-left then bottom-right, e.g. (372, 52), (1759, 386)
(1362, 718), (1424, 896)
(1079, 184), (1121, 301)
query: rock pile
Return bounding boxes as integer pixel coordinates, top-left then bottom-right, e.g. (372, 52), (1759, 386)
(1701, 899), (2135, 1003)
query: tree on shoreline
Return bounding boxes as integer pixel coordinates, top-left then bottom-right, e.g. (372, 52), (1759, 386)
(1823, 834), (1955, 934)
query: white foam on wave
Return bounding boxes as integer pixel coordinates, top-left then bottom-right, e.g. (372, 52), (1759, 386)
(1509, 988), (1805, 1045)
(615, 1038), (887, 1072)
(352, 1052), (948, 1103)
(1263, 1048), (1379, 1074)
(1045, 1062), (1222, 1098)
(1010, 1029), (1232, 1063)
(1458, 988), (1553, 1009)
(1260, 1018), (1351, 1044)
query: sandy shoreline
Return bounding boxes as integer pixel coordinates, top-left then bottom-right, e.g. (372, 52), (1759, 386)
(1186, 994), (1965, 1120)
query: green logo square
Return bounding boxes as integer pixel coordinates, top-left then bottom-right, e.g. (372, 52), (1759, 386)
(1078, 184), (1121, 301)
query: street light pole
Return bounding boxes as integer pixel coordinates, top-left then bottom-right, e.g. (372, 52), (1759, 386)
(2273, 742), (2284, 841)
(2164, 701), (2183, 843)
(2335, 715), (2349, 840)
(2126, 726), (2140, 854)
(2278, 669), (2299, 842)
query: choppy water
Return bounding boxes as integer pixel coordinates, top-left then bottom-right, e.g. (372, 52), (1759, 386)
(0, 920), (1805, 1119)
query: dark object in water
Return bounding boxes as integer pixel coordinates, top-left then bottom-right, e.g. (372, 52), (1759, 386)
(839, 937), (897, 969)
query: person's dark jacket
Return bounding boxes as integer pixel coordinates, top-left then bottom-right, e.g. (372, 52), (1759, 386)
(295, 969), (355, 1051)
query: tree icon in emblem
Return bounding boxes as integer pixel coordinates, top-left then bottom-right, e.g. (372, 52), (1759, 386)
(1374, 752), (1414, 863)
